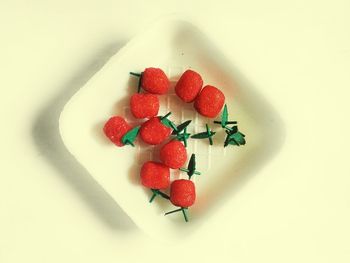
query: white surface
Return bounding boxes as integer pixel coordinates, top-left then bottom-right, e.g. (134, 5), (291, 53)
(59, 18), (284, 240)
(1, 0), (350, 262)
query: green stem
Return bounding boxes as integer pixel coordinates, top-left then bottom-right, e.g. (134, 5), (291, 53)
(137, 73), (143, 93)
(129, 72), (141, 77)
(224, 130), (231, 147)
(161, 112), (172, 120)
(169, 121), (177, 131)
(149, 189), (170, 202)
(184, 138), (187, 147)
(164, 208), (183, 215)
(182, 208), (189, 222)
(158, 191), (170, 200)
(206, 124), (213, 145)
(182, 129), (189, 147)
(149, 193), (157, 203)
(125, 140), (135, 147)
(180, 168), (200, 176)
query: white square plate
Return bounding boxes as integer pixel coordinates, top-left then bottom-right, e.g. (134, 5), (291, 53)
(59, 17), (284, 241)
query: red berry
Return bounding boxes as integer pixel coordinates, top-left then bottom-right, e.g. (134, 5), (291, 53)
(140, 161), (170, 189)
(175, 69), (203, 102)
(139, 117), (172, 145)
(194, 85), (225, 118)
(141, 68), (170, 94)
(103, 116), (132, 147)
(130, 93), (159, 119)
(160, 140), (187, 169)
(170, 179), (196, 207)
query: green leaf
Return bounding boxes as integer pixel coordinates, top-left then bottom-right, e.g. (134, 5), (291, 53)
(214, 105), (238, 128)
(161, 117), (173, 128)
(121, 126), (140, 146)
(177, 133), (190, 140)
(224, 133), (231, 147)
(228, 139), (238, 146)
(163, 119), (177, 130)
(176, 127), (190, 147)
(169, 121), (178, 131)
(229, 132), (246, 145)
(161, 112), (172, 120)
(225, 127), (246, 147)
(226, 125), (238, 134)
(160, 112), (177, 130)
(191, 132), (210, 139)
(221, 104), (228, 127)
(226, 121), (238, 125)
(172, 120), (192, 135)
(188, 154), (196, 177)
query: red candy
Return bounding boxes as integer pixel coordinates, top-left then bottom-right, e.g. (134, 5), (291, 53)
(175, 69), (203, 103)
(130, 93), (159, 119)
(141, 68), (170, 95)
(194, 85), (225, 118)
(140, 161), (170, 190)
(139, 117), (172, 145)
(170, 179), (196, 207)
(103, 116), (132, 147)
(160, 140), (187, 169)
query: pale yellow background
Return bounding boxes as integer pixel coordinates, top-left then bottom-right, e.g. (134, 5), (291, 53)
(1, 1), (350, 262)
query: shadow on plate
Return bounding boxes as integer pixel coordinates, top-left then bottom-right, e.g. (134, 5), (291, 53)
(32, 41), (137, 232)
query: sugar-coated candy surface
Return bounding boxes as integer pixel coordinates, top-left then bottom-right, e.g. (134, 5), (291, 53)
(103, 116), (132, 147)
(170, 179), (196, 207)
(140, 161), (170, 190)
(141, 67), (169, 94)
(194, 85), (225, 118)
(160, 140), (187, 169)
(139, 117), (172, 145)
(130, 93), (159, 119)
(175, 69), (203, 103)
(101, 66), (245, 222)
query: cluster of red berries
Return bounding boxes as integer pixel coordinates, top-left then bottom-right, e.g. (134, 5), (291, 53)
(103, 67), (243, 222)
